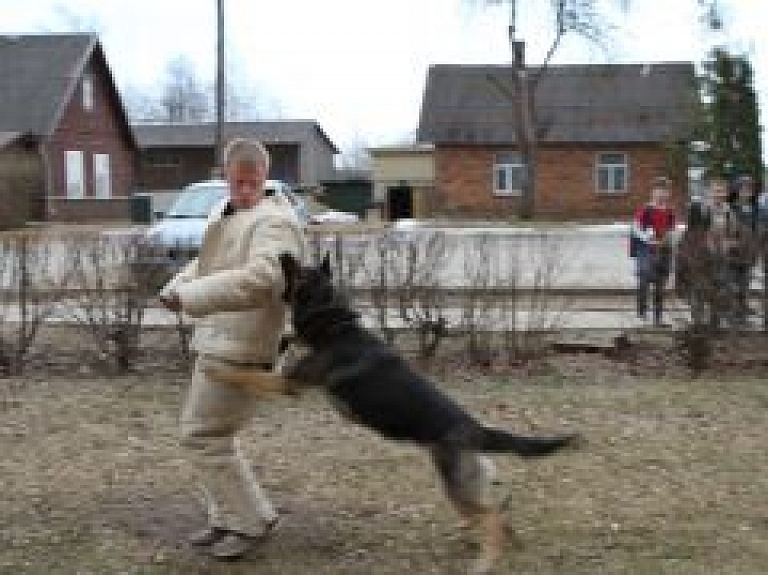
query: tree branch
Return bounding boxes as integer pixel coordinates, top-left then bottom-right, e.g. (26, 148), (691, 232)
(485, 73), (515, 101)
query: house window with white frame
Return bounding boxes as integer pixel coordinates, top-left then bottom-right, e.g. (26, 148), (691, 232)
(65, 150), (85, 199)
(82, 73), (94, 110)
(93, 153), (111, 198)
(493, 152), (526, 196)
(596, 152), (628, 193)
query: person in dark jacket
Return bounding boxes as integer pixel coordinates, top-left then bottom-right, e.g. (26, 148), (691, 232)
(726, 176), (759, 324)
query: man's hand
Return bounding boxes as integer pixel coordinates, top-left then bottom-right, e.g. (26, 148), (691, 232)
(159, 292), (182, 312)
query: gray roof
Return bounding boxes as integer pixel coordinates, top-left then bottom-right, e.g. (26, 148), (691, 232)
(0, 34), (96, 136)
(133, 121), (339, 153)
(417, 62), (698, 145)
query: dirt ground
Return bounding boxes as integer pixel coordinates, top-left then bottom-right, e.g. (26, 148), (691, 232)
(1, 329), (768, 574)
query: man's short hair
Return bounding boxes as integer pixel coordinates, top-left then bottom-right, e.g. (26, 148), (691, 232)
(223, 138), (270, 172)
(652, 176), (671, 188)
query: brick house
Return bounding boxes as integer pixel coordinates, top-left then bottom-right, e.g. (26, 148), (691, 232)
(134, 121), (338, 194)
(417, 62), (698, 220)
(0, 34), (138, 223)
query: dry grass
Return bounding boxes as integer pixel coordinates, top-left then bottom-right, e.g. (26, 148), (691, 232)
(1, 367), (767, 574)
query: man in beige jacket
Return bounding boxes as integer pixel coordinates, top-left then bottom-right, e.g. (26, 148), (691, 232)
(159, 138), (306, 560)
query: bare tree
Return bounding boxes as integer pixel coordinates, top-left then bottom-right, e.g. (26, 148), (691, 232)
(162, 56), (209, 123)
(122, 85), (167, 122)
(474, 0), (613, 219)
(42, 4), (103, 33)
(473, 0), (726, 219)
(336, 135), (373, 171)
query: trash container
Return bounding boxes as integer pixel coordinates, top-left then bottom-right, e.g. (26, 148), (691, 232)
(130, 193), (153, 224)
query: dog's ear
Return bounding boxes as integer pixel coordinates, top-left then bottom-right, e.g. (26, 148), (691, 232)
(320, 252), (332, 277)
(278, 252), (299, 301)
(279, 252), (299, 278)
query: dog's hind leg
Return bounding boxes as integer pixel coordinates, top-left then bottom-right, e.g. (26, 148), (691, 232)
(431, 446), (508, 574)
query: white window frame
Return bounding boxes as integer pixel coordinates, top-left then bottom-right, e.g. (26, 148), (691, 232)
(82, 73), (94, 111)
(493, 152), (526, 196)
(93, 153), (111, 199)
(65, 150), (85, 199)
(595, 152), (629, 194)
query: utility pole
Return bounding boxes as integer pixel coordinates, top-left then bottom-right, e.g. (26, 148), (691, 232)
(215, 0), (225, 170)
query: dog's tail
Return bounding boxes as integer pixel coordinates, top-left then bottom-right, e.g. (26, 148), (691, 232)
(477, 426), (580, 457)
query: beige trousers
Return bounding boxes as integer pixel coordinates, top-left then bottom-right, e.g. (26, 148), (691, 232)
(179, 357), (278, 536)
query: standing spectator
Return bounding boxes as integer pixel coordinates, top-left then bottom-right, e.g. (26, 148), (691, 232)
(631, 177), (677, 326)
(727, 176), (758, 324)
(159, 138), (307, 561)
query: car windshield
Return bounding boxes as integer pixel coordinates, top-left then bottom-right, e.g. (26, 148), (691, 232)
(166, 184), (227, 218)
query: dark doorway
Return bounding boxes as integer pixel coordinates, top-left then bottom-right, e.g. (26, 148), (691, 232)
(387, 184), (412, 220)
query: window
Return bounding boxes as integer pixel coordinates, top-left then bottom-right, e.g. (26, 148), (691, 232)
(596, 153), (628, 193)
(93, 153), (111, 198)
(65, 151), (85, 199)
(493, 152), (526, 196)
(81, 74), (94, 110)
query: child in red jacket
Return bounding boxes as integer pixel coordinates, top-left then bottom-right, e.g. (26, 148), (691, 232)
(631, 179), (677, 325)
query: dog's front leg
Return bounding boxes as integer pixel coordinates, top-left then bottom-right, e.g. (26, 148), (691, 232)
(279, 349), (331, 388)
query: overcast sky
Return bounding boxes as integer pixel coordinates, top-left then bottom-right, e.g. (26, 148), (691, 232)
(1, 0), (766, 158)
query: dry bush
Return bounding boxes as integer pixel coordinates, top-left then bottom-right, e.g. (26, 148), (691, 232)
(455, 231), (570, 367)
(387, 230), (449, 358)
(457, 233), (495, 365)
(0, 233), (76, 375)
(309, 228), (572, 367)
(61, 233), (167, 372)
(675, 225), (766, 373)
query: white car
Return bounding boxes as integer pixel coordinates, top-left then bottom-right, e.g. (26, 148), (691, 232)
(140, 179), (306, 278)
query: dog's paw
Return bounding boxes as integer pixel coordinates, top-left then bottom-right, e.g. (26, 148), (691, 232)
(274, 345), (309, 379)
(565, 433), (588, 450)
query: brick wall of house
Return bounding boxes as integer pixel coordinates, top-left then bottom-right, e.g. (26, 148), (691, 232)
(138, 143), (301, 192)
(434, 145), (686, 221)
(46, 54), (137, 206)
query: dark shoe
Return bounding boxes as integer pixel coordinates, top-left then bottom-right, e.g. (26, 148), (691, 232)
(188, 526), (228, 547)
(210, 532), (255, 561)
(209, 518), (280, 561)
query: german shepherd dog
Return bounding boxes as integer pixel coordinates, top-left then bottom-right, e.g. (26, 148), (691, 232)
(272, 253), (581, 573)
